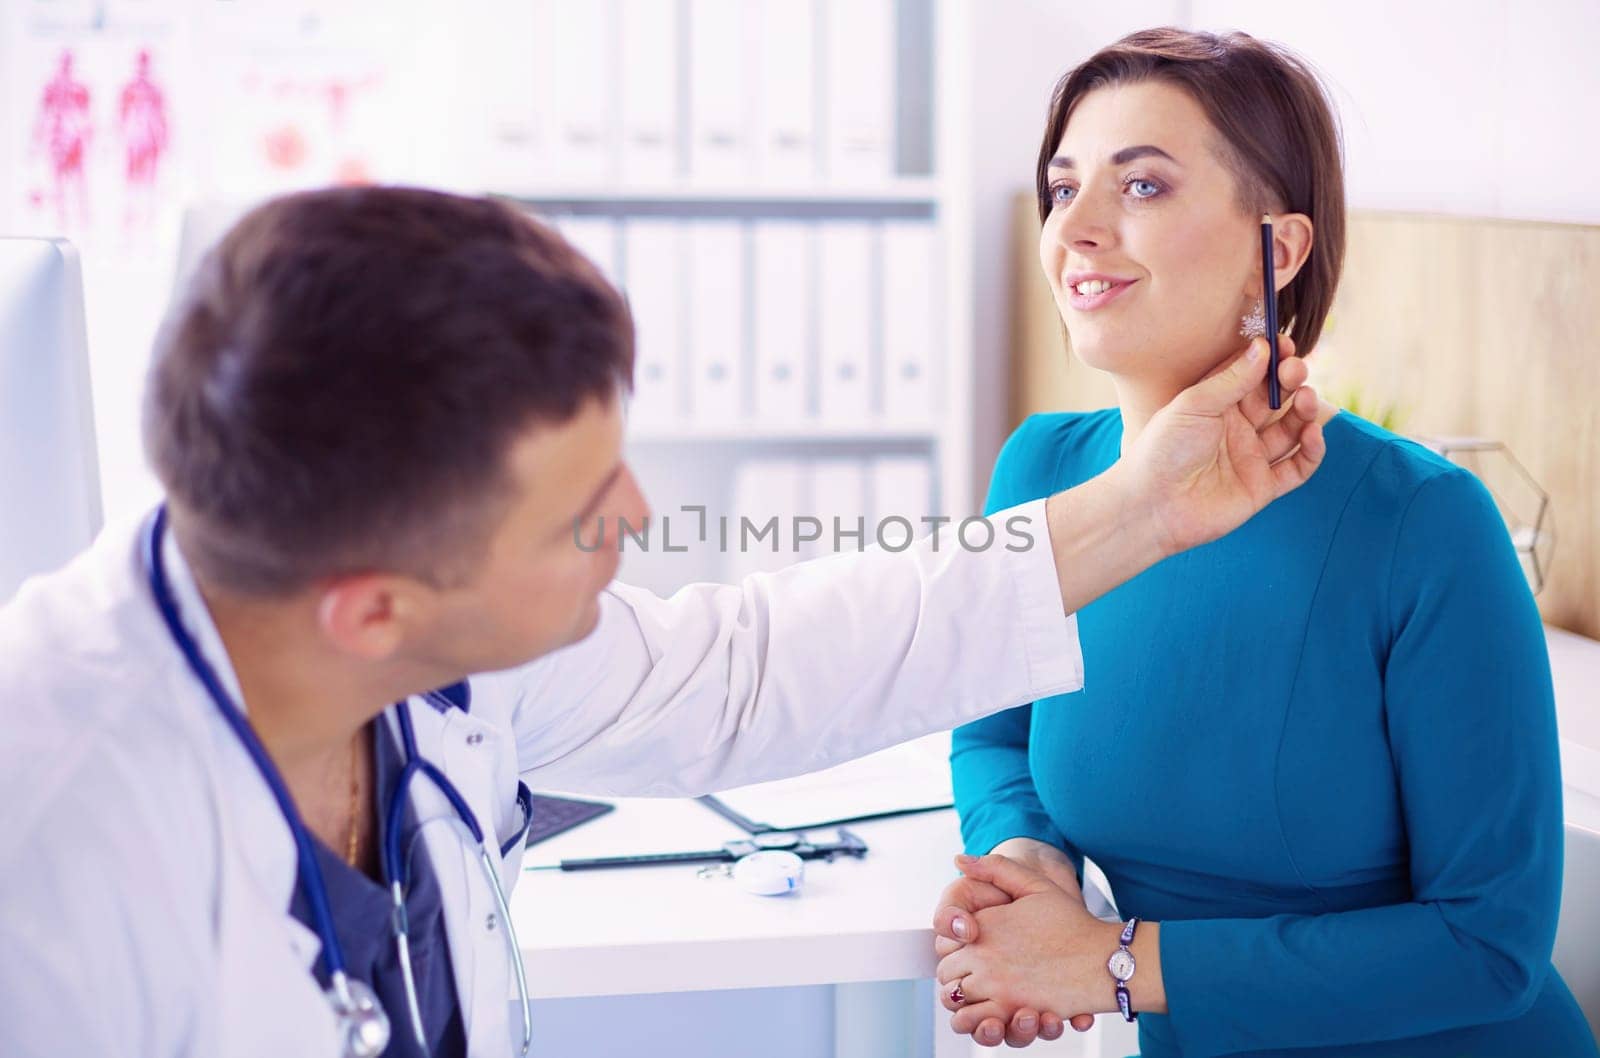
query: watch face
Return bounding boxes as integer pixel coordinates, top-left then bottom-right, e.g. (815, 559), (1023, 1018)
(753, 832), (801, 850)
(1107, 948), (1136, 982)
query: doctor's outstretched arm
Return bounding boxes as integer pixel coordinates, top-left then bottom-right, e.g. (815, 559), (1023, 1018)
(494, 340), (1321, 796)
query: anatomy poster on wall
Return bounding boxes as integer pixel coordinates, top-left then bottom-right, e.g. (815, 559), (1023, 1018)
(3, 0), (185, 249)
(0, 0), (441, 527)
(192, 0), (423, 199)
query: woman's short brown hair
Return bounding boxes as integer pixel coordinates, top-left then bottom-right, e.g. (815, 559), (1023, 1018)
(144, 186), (634, 595)
(1035, 27), (1345, 354)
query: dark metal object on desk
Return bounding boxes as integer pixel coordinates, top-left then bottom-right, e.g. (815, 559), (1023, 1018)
(695, 792), (952, 834)
(553, 828), (868, 872)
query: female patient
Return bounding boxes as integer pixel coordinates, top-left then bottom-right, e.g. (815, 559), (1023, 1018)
(934, 28), (1598, 1058)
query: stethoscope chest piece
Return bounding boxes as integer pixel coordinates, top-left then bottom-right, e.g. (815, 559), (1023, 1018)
(329, 972), (390, 1058)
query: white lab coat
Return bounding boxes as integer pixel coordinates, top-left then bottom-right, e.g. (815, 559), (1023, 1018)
(0, 499), (1083, 1057)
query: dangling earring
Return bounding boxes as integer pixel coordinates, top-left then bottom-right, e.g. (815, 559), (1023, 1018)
(1239, 299), (1266, 339)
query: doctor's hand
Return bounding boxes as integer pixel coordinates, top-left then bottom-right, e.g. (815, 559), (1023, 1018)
(1044, 337), (1324, 617)
(1121, 334), (1324, 558)
(935, 854), (1164, 1040)
(932, 840), (1096, 1046)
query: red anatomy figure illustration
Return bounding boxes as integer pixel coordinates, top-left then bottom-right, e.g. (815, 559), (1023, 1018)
(119, 49), (171, 229)
(256, 73), (381, 183)
(30, 49), (94, 229)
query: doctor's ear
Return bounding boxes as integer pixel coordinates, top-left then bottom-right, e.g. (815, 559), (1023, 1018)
(316, 574), (416, 659)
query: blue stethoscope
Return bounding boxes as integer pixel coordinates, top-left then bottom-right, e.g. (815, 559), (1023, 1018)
(144, 507), (535, 1058)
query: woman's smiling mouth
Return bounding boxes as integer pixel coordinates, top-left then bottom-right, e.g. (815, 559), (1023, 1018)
(1063, 272), (1137, 311)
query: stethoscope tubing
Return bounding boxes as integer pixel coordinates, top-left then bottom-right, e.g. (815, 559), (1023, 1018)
(145, 506), (355, 978)
(144, 506), (533, 1056)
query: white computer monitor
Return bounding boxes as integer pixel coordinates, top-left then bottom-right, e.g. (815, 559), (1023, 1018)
(0, 237), (102, 604)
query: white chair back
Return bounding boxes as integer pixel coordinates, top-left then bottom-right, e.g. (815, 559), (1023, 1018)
(1555, 821), (1600, 1039)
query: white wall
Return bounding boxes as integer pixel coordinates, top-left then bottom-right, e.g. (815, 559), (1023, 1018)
(1189, 0), (1600, 225)
(959, 0), (1185, 505)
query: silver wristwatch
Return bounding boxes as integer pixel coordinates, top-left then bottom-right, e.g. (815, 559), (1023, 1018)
(1107, 917), (1139, 1022)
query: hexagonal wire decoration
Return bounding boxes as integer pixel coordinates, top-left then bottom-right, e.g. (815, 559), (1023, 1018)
(1413, 436), (1556, 595)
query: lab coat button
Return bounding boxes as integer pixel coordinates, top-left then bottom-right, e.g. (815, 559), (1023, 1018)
(485, 912), (497, 932)
(466, 732), (485, 746)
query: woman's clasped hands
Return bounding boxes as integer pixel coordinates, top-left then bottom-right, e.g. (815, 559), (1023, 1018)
(932, 838), (1161, 1048)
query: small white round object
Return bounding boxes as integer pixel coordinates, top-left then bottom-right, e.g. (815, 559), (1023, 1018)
(731, 850), (805, 896)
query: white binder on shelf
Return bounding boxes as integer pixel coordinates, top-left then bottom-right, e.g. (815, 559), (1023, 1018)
(816, 221), (875, 425)
(756, 0), (818, 182)
(822, 0), (895, 184)
(547, 0), (618, 182)
(621, 219), (685, 427)
(751, 221), (813, 424)
(725, 458), (806, 582)
(553, 216), (620, 286)
(460, 0), (548, 190)
(870, 455), (933, 548)
(807, 459), (868, 561)
(685, 220), (746, 424)
(619, 0), (681, 177)
(880, 220), (939, 424)
(688, 0), (757, 184)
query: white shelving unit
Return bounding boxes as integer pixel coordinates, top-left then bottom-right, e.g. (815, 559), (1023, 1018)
(468, 0), (975, 598)
(492, 182), (945, 204)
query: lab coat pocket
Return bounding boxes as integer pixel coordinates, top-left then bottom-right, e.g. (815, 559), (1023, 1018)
(495, 780), (534, 883)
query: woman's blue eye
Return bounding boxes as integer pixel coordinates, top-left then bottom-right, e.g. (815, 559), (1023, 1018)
(1128, 179), (1162, 199)
(1049, 184), (1076, 205)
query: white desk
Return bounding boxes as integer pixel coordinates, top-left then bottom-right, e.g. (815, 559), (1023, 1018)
(513, 797), (960, 1001)
(511, 628), (1600, 1057)
(511, 788), (994, 1057)
(1551, 626), (1600, 830)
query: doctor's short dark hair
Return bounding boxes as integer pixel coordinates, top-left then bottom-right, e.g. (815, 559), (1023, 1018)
(144, 186), (635, 596)
(1036, 27), (1346, 355)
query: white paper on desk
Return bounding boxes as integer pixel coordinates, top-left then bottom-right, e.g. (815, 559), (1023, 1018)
(709, 733), (954, 832)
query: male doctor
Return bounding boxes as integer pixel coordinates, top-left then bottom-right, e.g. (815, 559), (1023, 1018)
(0, 188), (1324, 1058)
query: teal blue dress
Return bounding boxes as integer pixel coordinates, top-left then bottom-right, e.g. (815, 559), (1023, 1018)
(953, 410), (1598, 1058)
